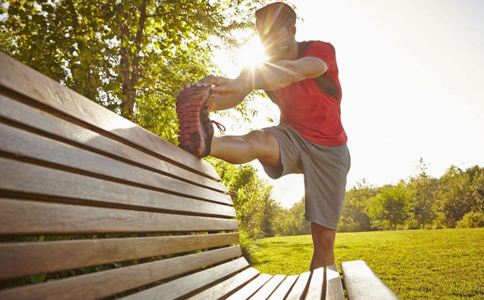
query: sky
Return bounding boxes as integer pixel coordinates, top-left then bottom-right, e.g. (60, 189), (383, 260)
(212, 0), (484, 208)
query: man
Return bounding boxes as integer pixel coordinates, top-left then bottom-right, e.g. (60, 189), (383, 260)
(176, 2), (350, 270)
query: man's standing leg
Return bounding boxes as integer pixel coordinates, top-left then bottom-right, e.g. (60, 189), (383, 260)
(310, 223), (336, 270)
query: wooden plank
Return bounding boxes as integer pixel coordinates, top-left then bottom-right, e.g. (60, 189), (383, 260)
(325, 264), (344, 300)
(226, 273), (273, 300)
(121, 257), (249, 300)
(0, 123), (232, 205)
(0, 233), (239, 280)
(0, 95), (227, 193)
(0, 246), (242, 300)
(267, 275), (298, 300)
(0, 51), (219, 180)
(286, 271), (311, 300)
(305, 267), (324, 299)
(188, 267), (260, 300)
(0, 198), (237, 235)
(342, 260), (398, 300)
(0, 157), (235, 217)
(249, 274), (285, 300)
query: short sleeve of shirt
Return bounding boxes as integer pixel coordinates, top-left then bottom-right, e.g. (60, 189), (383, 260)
(303, 41), (337, 73)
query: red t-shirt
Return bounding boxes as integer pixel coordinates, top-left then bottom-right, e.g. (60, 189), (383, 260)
(266, 40), (347, 146)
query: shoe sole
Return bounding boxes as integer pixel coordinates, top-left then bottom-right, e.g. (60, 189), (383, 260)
(176, 87), (210, 157)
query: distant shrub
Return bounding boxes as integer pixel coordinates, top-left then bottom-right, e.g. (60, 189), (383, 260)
(456, 212), (484, 228)
(404, 219), (420, 230)
(432, 213), (447, 229)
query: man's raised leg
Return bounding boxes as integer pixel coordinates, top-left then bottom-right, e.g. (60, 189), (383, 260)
(210, 129), (280, 167)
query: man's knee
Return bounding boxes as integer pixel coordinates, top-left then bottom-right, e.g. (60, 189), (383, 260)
(243, 130), (279, 165)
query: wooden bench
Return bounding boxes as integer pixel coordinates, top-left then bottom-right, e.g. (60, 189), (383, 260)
(0, 51), (398, 299)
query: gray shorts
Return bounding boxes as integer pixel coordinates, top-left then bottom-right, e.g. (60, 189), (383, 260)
(262, 124), (351, 230)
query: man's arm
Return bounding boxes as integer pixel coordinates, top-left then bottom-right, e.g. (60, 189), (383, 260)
(241, 57), (328, 90)
(212, 56), (328, 97)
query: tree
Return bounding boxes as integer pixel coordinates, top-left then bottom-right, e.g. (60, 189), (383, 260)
(435, 166), (483, 227)
(338, 179), (376, 232)
(0, 0), (264, 143)
(367, 183), (412, 230)
(407, 159), (439, 228)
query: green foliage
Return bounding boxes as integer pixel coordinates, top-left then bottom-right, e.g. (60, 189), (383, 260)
(367, 183), (412, 230)
(337, 163), (483, 232)
(270, 198), (310, 236)
(338, 179), (375, 232)
(0, 0), (263, 143)
(436, 165), (483, 227)
(251, 228), (484, 299)
(204, 157), (275, 257)
(456, 211), (484, 228)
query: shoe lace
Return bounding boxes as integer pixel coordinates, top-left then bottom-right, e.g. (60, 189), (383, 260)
(211, 120), (226, 133)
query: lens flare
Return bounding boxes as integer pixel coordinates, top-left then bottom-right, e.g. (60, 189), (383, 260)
(236, 37), (268, 69)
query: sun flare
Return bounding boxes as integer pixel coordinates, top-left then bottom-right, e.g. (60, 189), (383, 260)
(236, 37), (268, 69)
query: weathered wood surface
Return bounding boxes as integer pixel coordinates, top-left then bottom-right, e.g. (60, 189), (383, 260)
(187, 267), (260, 300)
(342, 260), (398, 300)
(0, 233), (239, 280)
(267, 275), (298, 300)
(0, 198), (238, 235)
(249, 274), (285, 299)
(306, 267), (325, 299)
(0, 157), (235, 216)
(226, 273), (273, 300)
(0, 246), (242, 300)
(0, 123), (231, 204)
(0, 51), (219, 180)
(122, 257), (249, 300)
(0, 94), (227, 193)
(286, 271), (311, 300)
(325, 264), (345, 300)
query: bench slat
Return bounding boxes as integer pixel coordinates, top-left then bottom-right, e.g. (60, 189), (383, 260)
(0, 52), (220, 181)
(226, 273), (273, 300)
(267, 275), (298, 300)
(305, 267), (324, 299)
(342, 260), (398, 300)
(286, 271), (311, 300)
(326, 264), (344, 300)
(188, 267), (260, 300)
(0, 158), (235, 217)
(0, 246), (242, 300)
(248, 274), (285, 300)
(0, 123), (231, 205)
(0, 95), (227, 193)
(0, 198), (238, 235)
(122, 257), (249, 300)
(0, 233), (239, 280)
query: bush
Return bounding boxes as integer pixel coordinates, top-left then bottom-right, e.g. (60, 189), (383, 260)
(404, 218), (420, 230)
(456, 212), (484, 228)
(432, 213), (447, 229)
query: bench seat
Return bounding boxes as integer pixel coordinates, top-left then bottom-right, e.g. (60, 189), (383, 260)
(0, 51), (397, 299)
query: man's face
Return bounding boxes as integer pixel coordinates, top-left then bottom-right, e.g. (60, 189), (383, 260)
(257, 25), (293, 61)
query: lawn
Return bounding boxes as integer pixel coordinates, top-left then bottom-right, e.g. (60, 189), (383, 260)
(249, 228), (484, 299)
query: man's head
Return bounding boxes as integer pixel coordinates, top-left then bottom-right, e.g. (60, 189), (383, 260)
(255, 2), (297, 60)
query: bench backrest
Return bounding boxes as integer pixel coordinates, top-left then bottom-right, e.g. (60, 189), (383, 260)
(0, 52), (246, 299)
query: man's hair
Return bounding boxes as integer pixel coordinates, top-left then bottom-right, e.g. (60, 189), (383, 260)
(255, 2), (296, 34)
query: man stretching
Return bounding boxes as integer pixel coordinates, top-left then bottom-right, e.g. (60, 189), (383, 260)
(176, 2), (350, 269)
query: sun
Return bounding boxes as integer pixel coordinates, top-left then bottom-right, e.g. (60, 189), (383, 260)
(236, 36), (268, 69)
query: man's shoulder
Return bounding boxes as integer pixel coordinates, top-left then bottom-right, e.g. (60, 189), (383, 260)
(298, 40), (334, 56)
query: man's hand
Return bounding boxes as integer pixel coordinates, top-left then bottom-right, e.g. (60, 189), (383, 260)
(181, 75), (251, 112)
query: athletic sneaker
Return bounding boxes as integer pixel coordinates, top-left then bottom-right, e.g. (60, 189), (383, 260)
(176, 84), (214, 157)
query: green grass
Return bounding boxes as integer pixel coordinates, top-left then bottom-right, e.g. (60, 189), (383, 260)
(249, 228), (484, 299)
